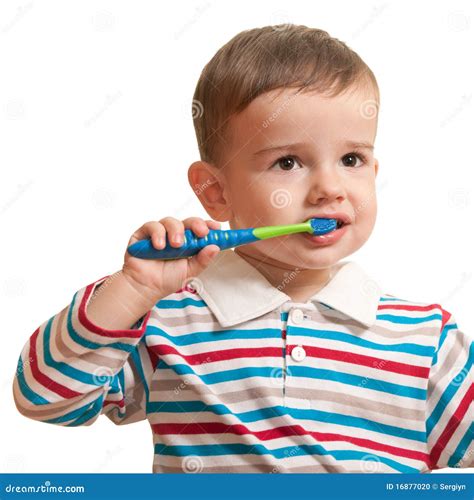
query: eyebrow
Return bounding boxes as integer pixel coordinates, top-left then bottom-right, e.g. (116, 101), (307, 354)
(253, 140), (374, 156)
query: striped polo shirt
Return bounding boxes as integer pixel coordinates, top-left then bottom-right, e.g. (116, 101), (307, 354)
(13, 249), (473, 473)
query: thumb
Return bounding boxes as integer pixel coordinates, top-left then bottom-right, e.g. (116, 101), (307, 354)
(186, 244), (221, 278)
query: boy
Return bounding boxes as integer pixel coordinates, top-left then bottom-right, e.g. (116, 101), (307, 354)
(13, 24), (472, 473)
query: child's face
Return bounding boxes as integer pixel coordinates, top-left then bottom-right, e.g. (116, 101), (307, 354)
(217, 85), (379, 269)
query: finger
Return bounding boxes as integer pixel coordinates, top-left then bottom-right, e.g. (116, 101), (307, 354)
(159, 217), (185, 248)
(128, 221), (164, 247)
(205, 219), (222, 230)
(182, 217), (210, 238)
(187, 244), (220, 278)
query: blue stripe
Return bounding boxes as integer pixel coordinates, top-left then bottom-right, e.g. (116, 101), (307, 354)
(376, 313), (442, 325)
(380, 297), (408, 302)
(44, 395), (105, 425)
(426, 343), (473, 437)
(43, 315), (122, 392)
(154, 443), (418, 472)
(156, 298), (207, 309)
(290, 365), (426, 399)
(157, 359), (425, 400)
(148, 401), (425, 442)
(146, 325), (282, 346)
(433, 323), (457, 366)
(15, 356), (50, 405)
(289, 326), (434, 357)
(130, 344), (149, 401)
(65, 395), (105, 426)
(448, 422), (474, 467)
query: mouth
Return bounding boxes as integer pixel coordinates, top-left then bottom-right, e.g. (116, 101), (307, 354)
(307, 212), (352, 232)
(303, 213), (352, 246)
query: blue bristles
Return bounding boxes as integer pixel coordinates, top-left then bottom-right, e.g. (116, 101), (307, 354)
(309, 218), (338, 235)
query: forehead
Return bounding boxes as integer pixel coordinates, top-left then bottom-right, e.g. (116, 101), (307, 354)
(226, 86), (378, 154)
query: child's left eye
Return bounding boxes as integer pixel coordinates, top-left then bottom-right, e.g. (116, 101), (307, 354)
(340, 153), (366, 168)
(270, 156), (303, 171)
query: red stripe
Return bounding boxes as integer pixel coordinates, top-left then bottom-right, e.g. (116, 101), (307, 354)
(150, 344), (281, 364)
(152, 422), (430, 466)
(378, 303), (441, 312)
(28, 328), (83, 399)
(303, 346), (429, 378)
(150, 344), (428, 378)
(79, 277), (152, 338)
(440, 307), (453, 331)
(429, 383), (473, 467)
(104, 398), (125, 409)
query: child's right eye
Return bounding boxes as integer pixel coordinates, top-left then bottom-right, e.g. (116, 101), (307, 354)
(270, 155), (304, 172)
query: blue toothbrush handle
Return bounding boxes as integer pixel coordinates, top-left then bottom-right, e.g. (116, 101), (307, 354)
(127, 228), (259, 260)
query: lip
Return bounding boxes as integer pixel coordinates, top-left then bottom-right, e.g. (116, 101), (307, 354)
(302, 222), (349, 246)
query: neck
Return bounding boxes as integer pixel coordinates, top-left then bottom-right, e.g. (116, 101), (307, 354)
(234, 247), (335, 303)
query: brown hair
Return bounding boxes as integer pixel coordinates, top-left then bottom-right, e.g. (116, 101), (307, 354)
(192, 24), (380, 167)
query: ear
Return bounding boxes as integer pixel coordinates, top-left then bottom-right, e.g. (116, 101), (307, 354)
(374, 158), (379, 177)
(188, 161), (232, 222)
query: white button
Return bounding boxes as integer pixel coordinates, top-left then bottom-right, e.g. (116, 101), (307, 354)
(291, 309), (304, 324)
(291, 345), (306, 362)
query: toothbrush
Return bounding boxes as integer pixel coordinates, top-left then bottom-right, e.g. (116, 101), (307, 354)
(127, 218), (338, 260)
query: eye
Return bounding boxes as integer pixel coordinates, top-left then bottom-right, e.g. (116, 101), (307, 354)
(340, 152), (366, 168)
(270, 155), (303, 172)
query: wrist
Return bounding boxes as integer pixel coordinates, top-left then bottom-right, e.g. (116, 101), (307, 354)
(121, 269), (165, 307)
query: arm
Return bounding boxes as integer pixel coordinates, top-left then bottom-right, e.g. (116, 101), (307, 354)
(12, 271), (162, 427)
(425, 308), (473, 470)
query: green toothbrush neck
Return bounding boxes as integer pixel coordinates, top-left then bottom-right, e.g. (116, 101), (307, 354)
(253, 222), (311, 240)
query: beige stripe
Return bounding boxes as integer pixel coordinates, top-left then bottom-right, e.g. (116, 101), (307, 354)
(150, 307), (439, 342)
(12, 375), (102, 421)
(154, 463), (340, 473)
(105, 358), (146, 425)
(150, 380), (424, 421)
(429, 331), (467, 387)
(55, 306), (125, 371)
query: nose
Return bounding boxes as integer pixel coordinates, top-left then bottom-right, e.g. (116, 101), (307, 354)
(306, 165), (346, 204)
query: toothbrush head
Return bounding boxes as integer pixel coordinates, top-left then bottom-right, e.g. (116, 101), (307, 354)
(308, 218), (338, 236)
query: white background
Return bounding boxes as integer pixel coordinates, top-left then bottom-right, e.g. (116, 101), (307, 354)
(0, 0), (472, 473)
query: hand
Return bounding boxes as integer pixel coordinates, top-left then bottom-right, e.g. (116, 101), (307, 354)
(122, 216), (222, 301)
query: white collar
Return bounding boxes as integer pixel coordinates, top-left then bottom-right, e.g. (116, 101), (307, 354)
(192, 249), (381, 329)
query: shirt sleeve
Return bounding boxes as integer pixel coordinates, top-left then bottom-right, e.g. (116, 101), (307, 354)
(425, 308), (473, 470)
(12, 275), (157, 427)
